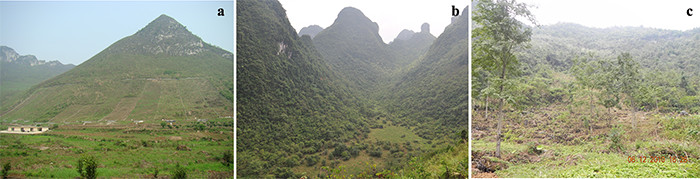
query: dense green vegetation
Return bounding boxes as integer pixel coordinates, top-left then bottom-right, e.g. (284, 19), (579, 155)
(236, 1), (375, 177)
(472, 0), (700, 177)
(237, 0), (468, 177)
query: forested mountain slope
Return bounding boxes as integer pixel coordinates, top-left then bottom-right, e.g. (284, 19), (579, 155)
(382, 8), (469, 141)
(388, 23), (437, 69)
(236, 1), (373, 177)
(511, 23), (700, 112)
(313, 7), (398, 91)
(520, 23), (700, 75)
(0, 14), (233, 125)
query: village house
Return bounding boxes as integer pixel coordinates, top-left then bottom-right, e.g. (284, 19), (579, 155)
(1, 126), (50, 134)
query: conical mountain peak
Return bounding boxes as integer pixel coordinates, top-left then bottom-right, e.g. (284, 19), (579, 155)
(135, 14), (187, 37)
(107, 14), (209, 56)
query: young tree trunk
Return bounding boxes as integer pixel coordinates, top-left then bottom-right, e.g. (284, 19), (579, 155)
(495, 98), (505, 158)
(485, 96), (490, 121)
(495, 47), (509, 159)
(631, 99), (636, 127)
(589, 92), (594, 133)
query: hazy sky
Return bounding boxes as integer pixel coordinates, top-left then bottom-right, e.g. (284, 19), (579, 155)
(0, 1), (234, 65)
(518, 0), (700, 30)
(279, 0), (470, 44)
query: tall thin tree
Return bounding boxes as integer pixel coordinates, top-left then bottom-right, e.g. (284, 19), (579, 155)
(473, 0), (537, 158)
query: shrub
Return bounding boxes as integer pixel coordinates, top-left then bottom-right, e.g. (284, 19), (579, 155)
(153, 168), (159, 178)
(527, 142), (543, 155)
(608, 127), (625, 152)
(2, 162), (10, 179)
(369, 148), (382, 158)
(173, 163), (187, 179)
(222, 151), (233, 167)
(306, 155), (320, 166)
(77, 155), (98, 179)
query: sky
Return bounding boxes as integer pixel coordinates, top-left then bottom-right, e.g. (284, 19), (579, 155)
(279, 0), (470, 44)
(518, 0), (700, 30)
(0, 1), (234, 65)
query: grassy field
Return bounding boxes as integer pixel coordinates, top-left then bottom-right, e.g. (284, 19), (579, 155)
(0, 118), (233, 178)
(472, 111), (700, 178)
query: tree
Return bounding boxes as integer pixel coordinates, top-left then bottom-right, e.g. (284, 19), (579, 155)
(473, 0), (537, 158)
(173, 163), (187, 179)
(571, 53), (602, 132)
(160, 122), (167, 128)
(615, 53), (640, 126)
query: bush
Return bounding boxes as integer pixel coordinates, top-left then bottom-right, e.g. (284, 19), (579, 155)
(77, 155), (98, 179)
(369, 148), (382, 158)
(527, 142), (543, 155)
(608, 127), (625, 152)
(273, 167), (295, 179)
(2, 162), (10, 179)
(222, 151), (233, 167)
(153, 168), (159, 178)
(173, 163), (187, 179)
(306, 155), (320, 166)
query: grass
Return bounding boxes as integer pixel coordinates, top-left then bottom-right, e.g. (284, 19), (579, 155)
(0, 124), (233, 178)
(369, 125), (425, 145)
(473, 137), (700, 178)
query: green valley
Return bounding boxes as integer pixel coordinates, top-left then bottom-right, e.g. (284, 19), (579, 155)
(236, 0), (468, 178)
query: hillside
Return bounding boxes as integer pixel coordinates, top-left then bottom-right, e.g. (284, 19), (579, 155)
(382, 7), (469, 141)
(471, 3), (700, 177)
(0, 46), (74, 100)
(0, 14), (233, 125)
(236, 1), (374, 177)
(388, 23), (437, 68)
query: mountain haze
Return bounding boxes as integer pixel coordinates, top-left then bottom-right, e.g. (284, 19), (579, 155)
(1, 46), (74, 100)
(298, 25), (324, 38)
(313, 7), (398, 91)
(388, 23), (437, 68)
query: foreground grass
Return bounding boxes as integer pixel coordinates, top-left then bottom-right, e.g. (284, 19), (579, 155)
(0, 124), (233, 178)
(473, 139), (700, 178)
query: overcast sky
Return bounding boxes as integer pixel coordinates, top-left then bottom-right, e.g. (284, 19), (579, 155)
(279, 0), (470, 44)
(518, 0), (700, 30)
(0, 1), (234, 65)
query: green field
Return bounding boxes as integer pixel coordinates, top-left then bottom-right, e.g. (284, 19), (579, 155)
(0, 119), (233, 178)
(472, 113), (700, 178)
